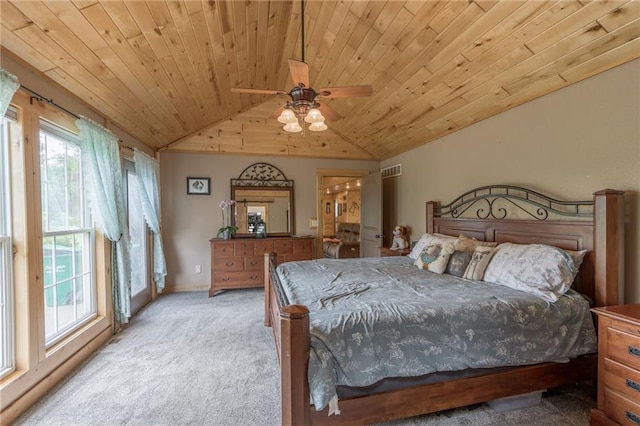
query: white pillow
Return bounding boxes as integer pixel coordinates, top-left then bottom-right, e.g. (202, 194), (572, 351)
(483, 243), (583, 303)
(408, 233), (457, 259)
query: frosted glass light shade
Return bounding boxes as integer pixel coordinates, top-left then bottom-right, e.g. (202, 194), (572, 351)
(304, 108), (325, 123)
(277, 108), (297, 124)
(308, 121), (328, 131)
(283, 121), (302, 132)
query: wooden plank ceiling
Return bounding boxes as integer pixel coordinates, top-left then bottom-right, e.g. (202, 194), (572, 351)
(1, 1), (638, 161)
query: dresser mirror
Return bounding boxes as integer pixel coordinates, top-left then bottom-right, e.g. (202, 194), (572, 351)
(231, 163), (295, 236)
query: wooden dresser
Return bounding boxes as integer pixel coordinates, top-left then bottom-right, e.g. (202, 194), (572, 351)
(591, 304), (640, 426)
(209, 236), (314, 297)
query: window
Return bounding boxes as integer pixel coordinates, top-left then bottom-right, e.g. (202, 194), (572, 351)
(40, 120), (96, 345)
(1, 107), (16, 377)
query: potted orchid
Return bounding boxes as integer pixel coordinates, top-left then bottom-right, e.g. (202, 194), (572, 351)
(217, 199), (238, 239)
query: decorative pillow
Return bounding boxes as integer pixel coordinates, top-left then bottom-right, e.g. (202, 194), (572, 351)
(462, 246), (496, 281)
(414, 244), (441, 270)
(454, 234), (498, 252)
(446, 251), (473, 277)
(428, 242), (455, 274)
(483, 243), (581, 303)
(409, 233), (457, 259)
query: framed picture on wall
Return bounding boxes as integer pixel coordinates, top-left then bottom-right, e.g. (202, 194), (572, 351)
(187, 177), (211, 195)
(326, 202), (330, 214)
(337, 203), (342, 216)
(342, 202), (347, 212)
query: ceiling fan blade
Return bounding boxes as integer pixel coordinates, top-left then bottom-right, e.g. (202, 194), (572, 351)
(317, 85), (373, 98)
(288, 59), (310, 87)
(231, 87), (286, 95)
(318, 104), (342, 122)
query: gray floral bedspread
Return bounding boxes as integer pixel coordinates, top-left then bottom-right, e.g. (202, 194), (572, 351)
(275, 257), (597, 412)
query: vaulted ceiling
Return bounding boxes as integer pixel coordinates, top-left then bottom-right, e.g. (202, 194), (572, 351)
(1, 1), (638, 161)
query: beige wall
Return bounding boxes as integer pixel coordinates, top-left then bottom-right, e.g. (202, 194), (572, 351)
(158, 153), (378, 292)
(382, 58), (640, 304)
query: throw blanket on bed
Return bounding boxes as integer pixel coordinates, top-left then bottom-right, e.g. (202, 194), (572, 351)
(276, 257), (597, 412)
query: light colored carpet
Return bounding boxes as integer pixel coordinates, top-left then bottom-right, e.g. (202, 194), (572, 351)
(15, 289), (594, 426)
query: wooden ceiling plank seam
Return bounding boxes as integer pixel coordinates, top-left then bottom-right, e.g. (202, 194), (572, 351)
(70, 1), (98, 10)
(525, 0), (628, 53)
(98, 1), (143, 40)
(8, 0), (116, 82)
(560, 36), (640, 82)
(266, 1), (293, 97)
(434, 46), (533, 110)
(169, 4), (221, 122)
(473, 1), (501, 14)
(306, 0), (338, 76)
(164, 19), (215, 115)
(315, 10), (359, 86)
(42, 1), (108, 51)
(346, 1), (387, 52)
(143, 0), (173, 29)
(119, 1), (172, 58)
(458, 13), (635, 105)
(425, 0), (526, 74)
(43, 67), (155, 143)
(0, 26), (57, 72)
(253, 0), (270, 89)
(597, 1), (640, 33)
(159, 97), (279, 152)
(81, 3), (186, 135)
(428, 1), (472, 34)
(460, 0), (569, 63)
(420, 2), (486, 70)
(230, 0), (249, 90)
(246, 7), (259, 95)
(202, 1), (237, 112)
(1, 1), (35, 31)
(188, 8), (224, 119)
(503, 17), (640, 95)
(373, 1), (407, 35)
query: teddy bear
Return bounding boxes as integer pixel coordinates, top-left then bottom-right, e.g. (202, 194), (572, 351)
(390, 225), (409, 250)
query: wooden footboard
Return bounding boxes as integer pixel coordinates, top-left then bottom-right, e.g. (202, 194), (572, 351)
(263, 188), (625, 426)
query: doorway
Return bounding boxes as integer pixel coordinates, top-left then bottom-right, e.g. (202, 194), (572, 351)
(315, 169), (370, 259)
(123, 160), (152, 316)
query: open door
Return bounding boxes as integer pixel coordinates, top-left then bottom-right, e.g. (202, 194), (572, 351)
(360, 172), (382, 258)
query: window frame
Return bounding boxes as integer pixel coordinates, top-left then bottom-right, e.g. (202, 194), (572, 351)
(0, 107), (17, 379)
(39, 119), (97, 348)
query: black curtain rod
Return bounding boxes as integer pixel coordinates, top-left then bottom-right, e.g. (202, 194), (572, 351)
(19, 84), (135, 151)
(21, 84), (80, 119)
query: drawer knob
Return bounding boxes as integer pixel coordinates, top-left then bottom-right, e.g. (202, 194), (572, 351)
(628, 379), (640, 392)
(250, 261), (258, 265)
(250, 275), (258, 280)
(222, 277), (230, 282)
(629, 346), (640, 357)
(627, 411), (640, 425)
(225, 262), (234, 267)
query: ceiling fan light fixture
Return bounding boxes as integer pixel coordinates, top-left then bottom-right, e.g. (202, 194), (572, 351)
(278, 108), (298, 124)
(308, 121), (327, 132)
(283, 121), (303, 132)
(304, 108), (325, 123)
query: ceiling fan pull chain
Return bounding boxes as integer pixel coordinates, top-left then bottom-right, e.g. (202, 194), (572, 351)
(301, 0), (305, 63)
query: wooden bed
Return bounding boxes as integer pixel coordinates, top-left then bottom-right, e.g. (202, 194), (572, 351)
(264, 186), (625, 425)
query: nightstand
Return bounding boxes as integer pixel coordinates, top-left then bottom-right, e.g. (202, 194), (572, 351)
(380, 247), (411, 257)
(590, 304), (640, 426)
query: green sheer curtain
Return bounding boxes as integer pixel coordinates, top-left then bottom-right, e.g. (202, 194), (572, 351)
(133, 149), (167, 292)
(76, 117), (131, 323)
(0, 67), (19, 117)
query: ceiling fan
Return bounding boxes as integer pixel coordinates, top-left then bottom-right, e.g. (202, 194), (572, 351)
(231, 1), (373, 134)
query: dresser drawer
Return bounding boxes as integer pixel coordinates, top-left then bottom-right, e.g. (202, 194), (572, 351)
(234, 241), (256, 256)
(274, 240), (294, 254)
(604, 388), (640, 425)
(610, 317), (640, 338)
(607, 327), (640, 371)
(212, 256), (244, 272)
(213, 242), (235, 258)
(245, 256), (263, 271)
(254, 240), (275, 255)
(604, 358), (640, 403)
(283, 252), (312, 262)
(213, 271), (263, 287)
(293, 239), (312, 253)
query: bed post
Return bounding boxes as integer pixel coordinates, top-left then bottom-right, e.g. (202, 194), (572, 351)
(264, 252), (273, 327)
(280, 305), (310, 426)
(593, 189), (625, 307)
(426, 201), (437, 234)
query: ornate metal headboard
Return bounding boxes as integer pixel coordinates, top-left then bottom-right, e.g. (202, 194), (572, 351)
(434, 185), (593, 221)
